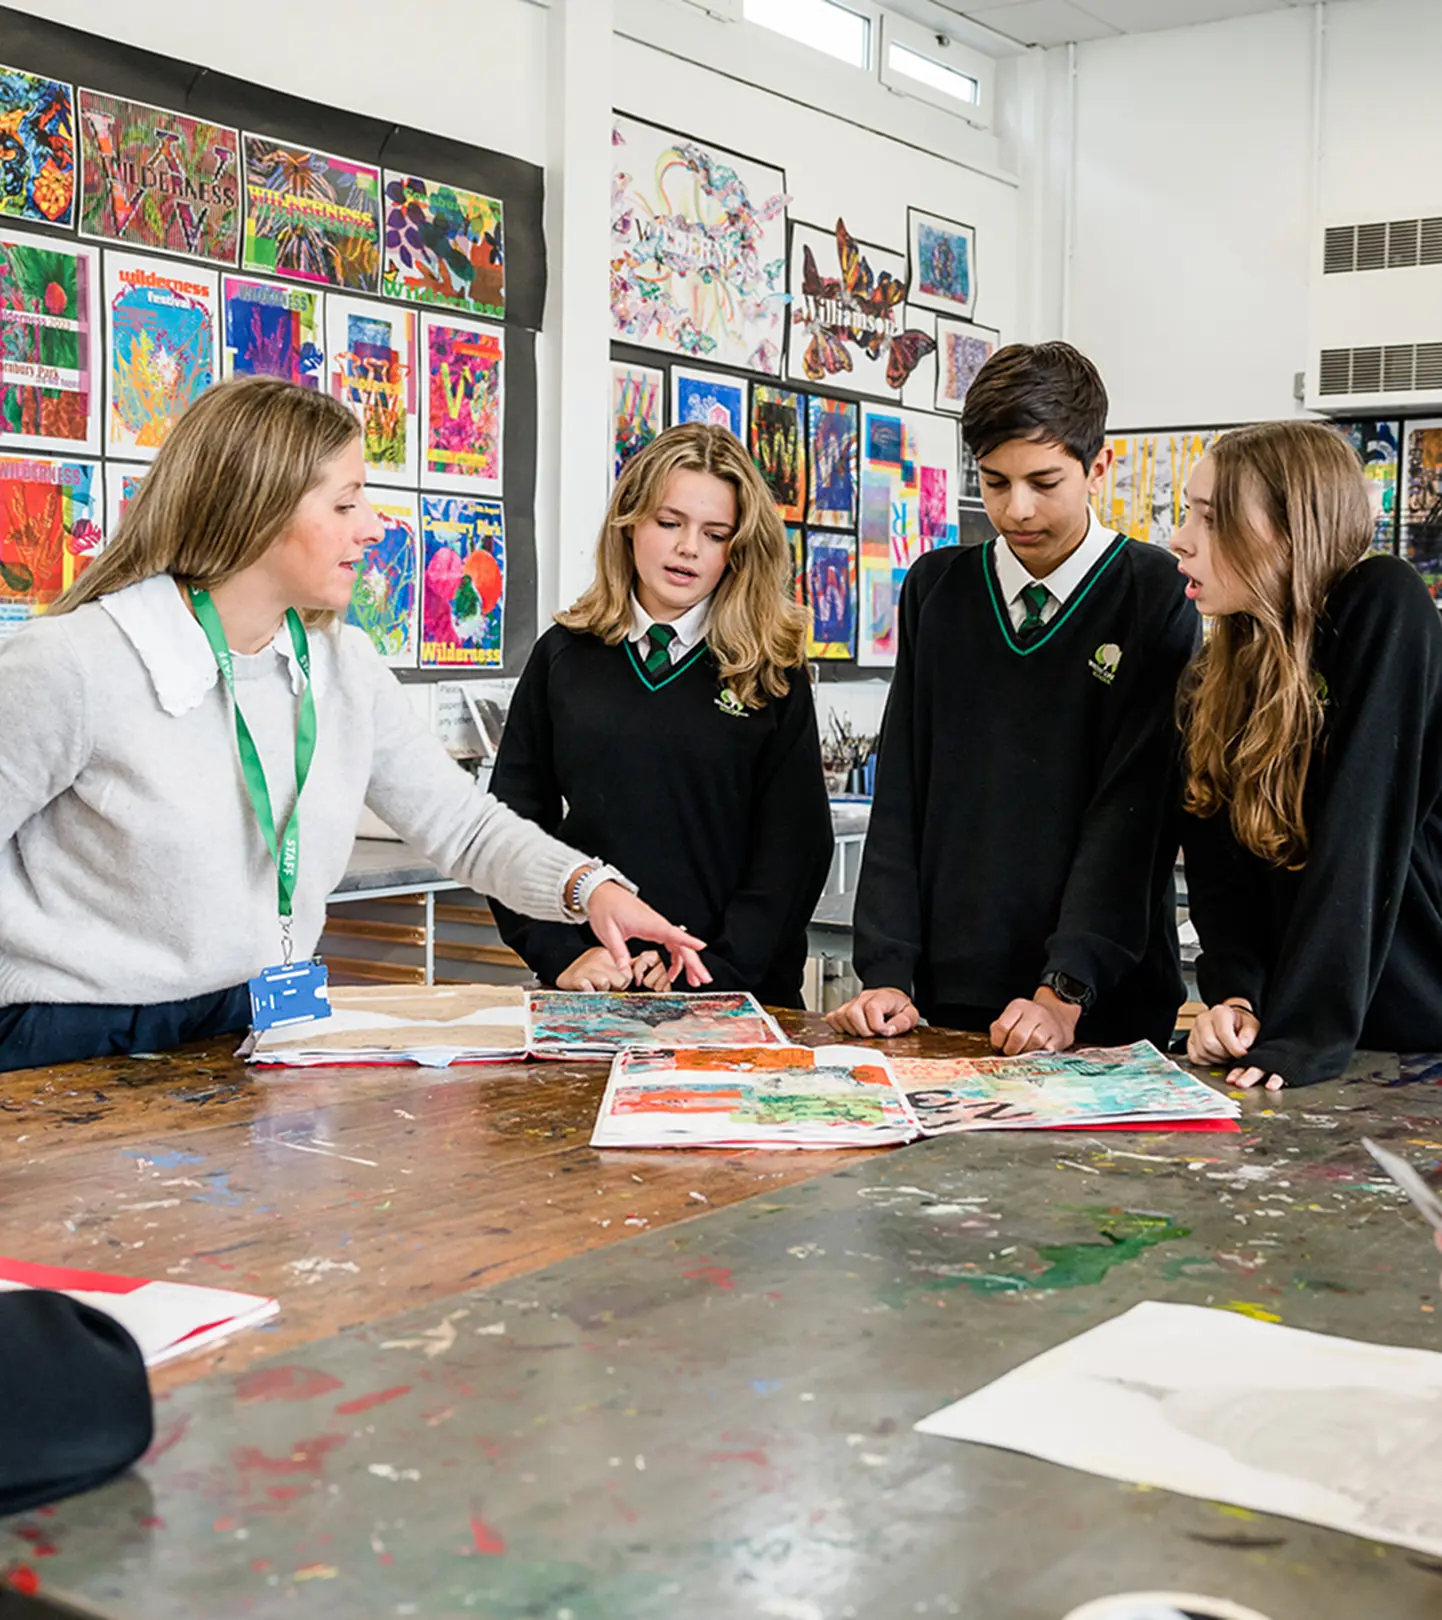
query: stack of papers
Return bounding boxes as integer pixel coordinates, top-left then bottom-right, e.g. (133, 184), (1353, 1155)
(590, 1044), (919, 1149)
(528, 990), (786, 1061)
(892, 1041), (1240, 1133)
(251, 985), (528, 1069)
(0, 1256), (278, 1368)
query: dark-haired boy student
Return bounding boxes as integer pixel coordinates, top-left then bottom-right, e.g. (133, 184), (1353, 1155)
(829, 342), (1200, 1055)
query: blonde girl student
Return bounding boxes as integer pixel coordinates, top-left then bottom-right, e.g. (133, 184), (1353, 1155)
(489, 423), (833, 1006)
(1173, 419), (1442, 1090)
(0, 378), (705, 1073)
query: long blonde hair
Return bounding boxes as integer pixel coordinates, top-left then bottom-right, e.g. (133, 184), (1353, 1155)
(559, 422), (807, 707)
(52, 376), (360, 624)
(1182, 420), (1372, 866)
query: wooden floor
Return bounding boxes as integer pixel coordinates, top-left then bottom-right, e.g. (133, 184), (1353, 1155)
(0, 1011), (993, 1390)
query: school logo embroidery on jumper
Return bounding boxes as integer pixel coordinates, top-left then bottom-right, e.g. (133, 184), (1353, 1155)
(715, 688), (747, 718)
(1090, 643), (1122, 685)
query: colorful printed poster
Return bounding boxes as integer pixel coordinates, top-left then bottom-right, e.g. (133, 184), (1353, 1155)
(78, 90), (240, 264)
(858, 404), (958, 667)
(103, 460), (145, 539)
(104, 251), (218, 460)
(907, 208), (976, 319)
(221, 274), (322, 388)
(934, 318), (998, 416)
(611, 114), (788, 375)
(242, 133), (381, 291)
(348, 487), (419, 666)
(1402, 420), (1442, 599)
(420, 492), (504, 668)
(590, 1045), (918, 1149)
(0, 231), (100, 455)
(327, 294), (418, 486)
(787, 219), (934, 398)
(611, 360), (664, 484)
(786, 524), (805, 605)
(421, 314), (503, 495)
(1340, 419), (1400, 554)
(0, 454), (101, 640)
(806, 395), (857, 528)
(0, 65), (75, 226)
(528, 991), (786, 1060)
(750, 384), (805, 522)
(671, 366), (746, 439)
(1094, 430), (1218, 547)
(383, 171), (503, 318)
(805, 529), (856, 660)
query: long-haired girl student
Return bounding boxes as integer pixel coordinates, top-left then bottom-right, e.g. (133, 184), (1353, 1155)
(0, 378), (705, 1073)
(1173, 419), (1442, 1089)
(490, 422), (833, 1006)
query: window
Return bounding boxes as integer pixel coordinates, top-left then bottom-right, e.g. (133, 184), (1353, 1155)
(742, 0), (872, 69)
(886, 42), (978, 106)
(878, 12), (992, 128)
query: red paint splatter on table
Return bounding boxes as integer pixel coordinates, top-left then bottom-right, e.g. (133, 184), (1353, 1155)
(469, 1515), (506, 1555)
(334, 1384), (412, 1416)
(4, 1566), (40, 1595)
(704, 1450), (770, 1468)
(682, 1262), (735, 1289)
(236, 1366), (343, 1404)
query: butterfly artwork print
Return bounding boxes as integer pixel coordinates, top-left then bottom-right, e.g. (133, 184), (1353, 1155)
(787, 218), (935, 397)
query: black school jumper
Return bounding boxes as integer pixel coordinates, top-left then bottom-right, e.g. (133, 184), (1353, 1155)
(1183, 555), (1442, 1087)
(489, 626), (834, 1007)
(855, 535), (1200, 1047)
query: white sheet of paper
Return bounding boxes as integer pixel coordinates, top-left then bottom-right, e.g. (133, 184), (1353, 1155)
(915, 1300), (1442, 1559)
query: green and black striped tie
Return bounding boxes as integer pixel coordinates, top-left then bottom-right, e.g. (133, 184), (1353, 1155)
(644, 623), (677, 677)
(1017, 581), (1051, 637)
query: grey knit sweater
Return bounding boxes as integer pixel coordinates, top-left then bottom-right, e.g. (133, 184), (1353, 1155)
(0, 575), (589, 1006)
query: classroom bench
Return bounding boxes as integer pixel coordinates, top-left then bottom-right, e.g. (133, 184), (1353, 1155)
(3, 1020), (1440, 1618)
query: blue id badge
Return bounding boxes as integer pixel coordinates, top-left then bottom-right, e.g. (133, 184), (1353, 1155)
(249, 959), (332, 1033)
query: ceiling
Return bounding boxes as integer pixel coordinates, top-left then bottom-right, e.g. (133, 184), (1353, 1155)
(930, 0), (1341, 48)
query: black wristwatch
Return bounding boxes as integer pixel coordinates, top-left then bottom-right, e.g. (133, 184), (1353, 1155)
(1039, 970), (1095, 1012)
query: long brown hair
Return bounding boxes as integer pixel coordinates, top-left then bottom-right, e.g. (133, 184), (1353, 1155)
(558, 422), (807, 708)
(1182, 420), (1372, 866)
(52, 376), (359, 625)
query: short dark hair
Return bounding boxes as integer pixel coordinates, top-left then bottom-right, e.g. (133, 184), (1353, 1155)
(961, 341), (1109, 467)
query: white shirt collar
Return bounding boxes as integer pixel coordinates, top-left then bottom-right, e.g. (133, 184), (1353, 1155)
(993, 509), (1118, 610)
(100, 573), (314, 718)
(627, 592), (711, 655)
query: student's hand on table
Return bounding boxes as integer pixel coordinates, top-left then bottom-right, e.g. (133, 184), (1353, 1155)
(1188, 999), (1261, 1064)
(557, 946), (638, 992)
(585, 882), (711, 987)
(1226, 1065), (1287, 1092)
(629, 950), (672, 992)
(990, 991), (1080, 1056)
(826, 988), (920, 1039)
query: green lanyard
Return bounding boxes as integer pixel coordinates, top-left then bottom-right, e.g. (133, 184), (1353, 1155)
(188, 587), (317, 963)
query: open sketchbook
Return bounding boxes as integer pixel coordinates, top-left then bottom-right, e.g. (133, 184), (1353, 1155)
(893, 1041), (1240, 1132)
(0, 1257), (278, 1368)
(590, 1044), (919, 1149)
(250, 985), (529, 1068)
(916, 1300), (1442, 1561)
(528, 990), (786, 1060)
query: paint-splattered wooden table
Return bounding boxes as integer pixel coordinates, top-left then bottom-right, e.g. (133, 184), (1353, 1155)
(4, 1025), (1442, 1618)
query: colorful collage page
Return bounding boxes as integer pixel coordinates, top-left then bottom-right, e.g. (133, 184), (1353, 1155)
(892, 1042), (1240, 1133)
(590, 1045), (920, 1149)
(527, 991), (786, 1060)
(0, 60), (511, 663)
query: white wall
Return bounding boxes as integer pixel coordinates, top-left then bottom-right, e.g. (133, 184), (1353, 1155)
(17, 0), (551, 164)
(1055, 0), (1442, 432)
(1063, 5), (1316, 429)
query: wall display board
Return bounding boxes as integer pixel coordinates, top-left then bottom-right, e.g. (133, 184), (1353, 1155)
(0, 4), (544, 676)
(611, 113), (788, 376)
(1402, 419), (1442, 598)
